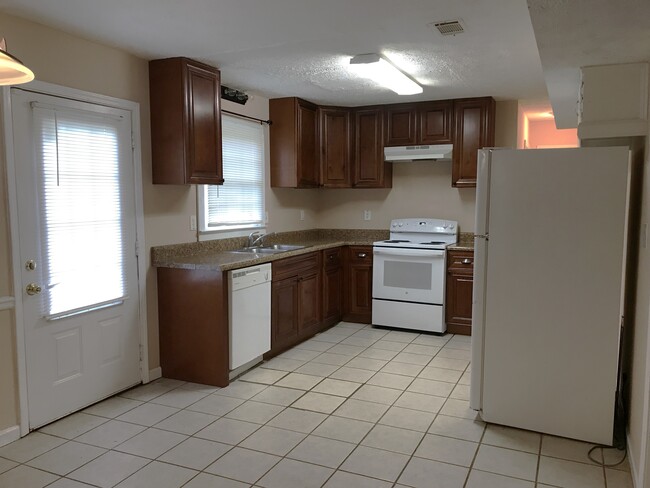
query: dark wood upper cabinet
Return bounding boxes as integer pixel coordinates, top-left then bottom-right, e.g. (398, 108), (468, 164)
(319, 107), (352, 188)
(353, 107), (392, 188)
(452, 97), (496, 188)
(270, 97), (320, 188)
(418, 100), (453, 144)
(384, 104), (417, 146)
(149, 57), (223, 185)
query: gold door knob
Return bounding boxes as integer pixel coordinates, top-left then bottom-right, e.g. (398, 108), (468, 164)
(26, 283), (42, 295)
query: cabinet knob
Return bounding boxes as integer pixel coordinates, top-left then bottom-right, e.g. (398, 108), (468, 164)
(462, 258), (472, 264)
(329, 254), (334, 260)
(358, 253), (367, 258)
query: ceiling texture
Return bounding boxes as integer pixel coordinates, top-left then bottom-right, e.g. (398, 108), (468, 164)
(0, 0), (548, 106)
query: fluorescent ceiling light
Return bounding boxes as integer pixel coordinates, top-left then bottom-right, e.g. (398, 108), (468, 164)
(349, 53), (422, 95)
(0, 38), (34, 86)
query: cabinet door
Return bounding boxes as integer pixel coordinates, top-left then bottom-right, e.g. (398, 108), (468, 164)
(418, 100), (453, 144)
(384, 104), (417, 146)
(353, 108), (392, 188)
(271, 277), (299, 352)
(320, 108), (351, 187)
(322, 265), (342, 328)
(298, 271), (321, 337)
(150, 57), (223, 185)
(445, 250), (474, 335)
(297, 101), (320, 187)
(186, 62), (224, 185)
(452, 97), (495, 188)
(343, 246), (373, 324)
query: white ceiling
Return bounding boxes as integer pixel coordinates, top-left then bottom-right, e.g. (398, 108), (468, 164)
(528, 0), (650, 129)
(0, 0), (548, 106)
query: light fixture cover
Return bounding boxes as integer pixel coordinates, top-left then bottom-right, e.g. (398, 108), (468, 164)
(349, 53), (422, 95)
(0, 38), (34, 86)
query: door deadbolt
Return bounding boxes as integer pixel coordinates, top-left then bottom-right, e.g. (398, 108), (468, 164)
(26, 283), (42, 295)
(25, 260), (36, 271)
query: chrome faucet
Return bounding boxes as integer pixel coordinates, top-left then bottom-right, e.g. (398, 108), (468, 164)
(248, 231), (275, 248)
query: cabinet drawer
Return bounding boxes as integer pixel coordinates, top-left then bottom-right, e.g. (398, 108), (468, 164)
(273, 251), (320, 281)
(348, 246), (373, 265)
(447, 250), (474, 270)
(323, 247), (342, 268)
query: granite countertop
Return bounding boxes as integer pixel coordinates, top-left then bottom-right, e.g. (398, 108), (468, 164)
(152, 229), (388, 271)
(448, 232), (475, 251)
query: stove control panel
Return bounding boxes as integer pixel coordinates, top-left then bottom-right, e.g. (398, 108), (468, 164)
(390, 218), (457, 234)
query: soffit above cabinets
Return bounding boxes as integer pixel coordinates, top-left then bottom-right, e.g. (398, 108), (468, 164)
(528, 0), (650, 129)
(0, 0), (546, 105)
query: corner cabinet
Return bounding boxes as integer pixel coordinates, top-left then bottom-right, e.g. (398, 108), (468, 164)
(343, 246), (374, 324)
(149, 57), (223, 185)
(445, 249), (474, 335)
(452, 97), (495, 188)
(270, 97), (320, 188)
(353, 108), (392, 188)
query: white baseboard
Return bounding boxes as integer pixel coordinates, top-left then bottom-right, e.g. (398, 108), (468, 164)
(149, 367), (162, 382)
(0, 425), (20, 447)
(628, 434), (641, 488)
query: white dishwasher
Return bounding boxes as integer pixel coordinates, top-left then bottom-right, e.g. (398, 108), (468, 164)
(229, 263), (272, 372)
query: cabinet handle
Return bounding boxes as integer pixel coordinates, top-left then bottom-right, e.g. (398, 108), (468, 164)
(462, 258), (472, 264)
(329, 254), (334, 260)
(357, 253), (367, 258)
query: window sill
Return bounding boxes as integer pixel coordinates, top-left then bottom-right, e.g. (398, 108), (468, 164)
(198, 225), (266, 242)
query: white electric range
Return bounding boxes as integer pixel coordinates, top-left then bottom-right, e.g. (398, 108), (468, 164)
(372, 218), (458, 333)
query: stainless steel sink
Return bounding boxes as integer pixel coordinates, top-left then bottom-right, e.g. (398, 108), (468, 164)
(229, 244), (306, 254)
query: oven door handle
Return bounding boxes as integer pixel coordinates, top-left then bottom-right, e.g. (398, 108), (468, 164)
(373, 248), (445, 258)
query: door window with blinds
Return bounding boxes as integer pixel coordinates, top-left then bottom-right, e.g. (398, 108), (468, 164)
(32, 103), (130, 319)
(199, 114), (265, 232)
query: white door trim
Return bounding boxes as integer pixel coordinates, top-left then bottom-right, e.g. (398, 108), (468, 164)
(2, 80), (149, 437)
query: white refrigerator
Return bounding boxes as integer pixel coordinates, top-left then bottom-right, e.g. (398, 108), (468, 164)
(470, 147), (630, 446)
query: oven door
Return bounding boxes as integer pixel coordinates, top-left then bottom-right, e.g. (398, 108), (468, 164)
(372, 247), (446, 304)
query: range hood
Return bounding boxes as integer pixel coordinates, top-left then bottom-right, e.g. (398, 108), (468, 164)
(384, 144), (453, 162)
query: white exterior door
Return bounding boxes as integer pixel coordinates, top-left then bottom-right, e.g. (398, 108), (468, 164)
(11, 88), (141, 429)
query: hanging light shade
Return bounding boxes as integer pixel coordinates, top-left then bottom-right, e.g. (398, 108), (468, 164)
(0, 38), (34, 85)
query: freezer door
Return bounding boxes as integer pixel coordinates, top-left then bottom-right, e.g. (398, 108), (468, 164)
(470, 149), (492, 411)
(480, 147), (630, 445)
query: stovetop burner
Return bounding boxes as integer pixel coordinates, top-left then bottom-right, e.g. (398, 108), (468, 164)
(420, 241), (446, 245)
(383, 239), (410, 243)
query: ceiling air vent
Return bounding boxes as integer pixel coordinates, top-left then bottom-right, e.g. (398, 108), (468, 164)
(431, 20), (464, 36)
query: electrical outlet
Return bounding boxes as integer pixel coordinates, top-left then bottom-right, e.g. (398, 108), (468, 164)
(363, 210), (372, 221)
(300, 209), (305, 221)
(190, 215), (197, 231)
(265, 212), (269, 224)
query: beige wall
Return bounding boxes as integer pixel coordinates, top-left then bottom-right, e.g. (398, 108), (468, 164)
(528, 119), (578, 148)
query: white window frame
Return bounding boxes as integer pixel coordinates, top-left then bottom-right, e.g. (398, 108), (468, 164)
(198, 114), (266, 239)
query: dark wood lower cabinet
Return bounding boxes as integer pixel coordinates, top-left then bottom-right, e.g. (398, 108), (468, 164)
(445, 249), (474, 335)
(322, 248), (343, 328)
(157, 267), (229, 386)
(268, 252), (321, 356)
(343, 246), (373, 324)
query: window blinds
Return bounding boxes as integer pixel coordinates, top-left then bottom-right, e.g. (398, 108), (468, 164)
(204, 115), (265, 230)
(32, 103), (128, 318)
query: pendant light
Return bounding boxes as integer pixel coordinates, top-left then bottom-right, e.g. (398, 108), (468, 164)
(0, 38), (34, 85)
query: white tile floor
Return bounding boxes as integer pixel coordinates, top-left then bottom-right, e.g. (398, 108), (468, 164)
(0, 322), (634, 488)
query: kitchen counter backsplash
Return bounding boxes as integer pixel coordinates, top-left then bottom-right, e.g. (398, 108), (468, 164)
(151, 228), (390, 271)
